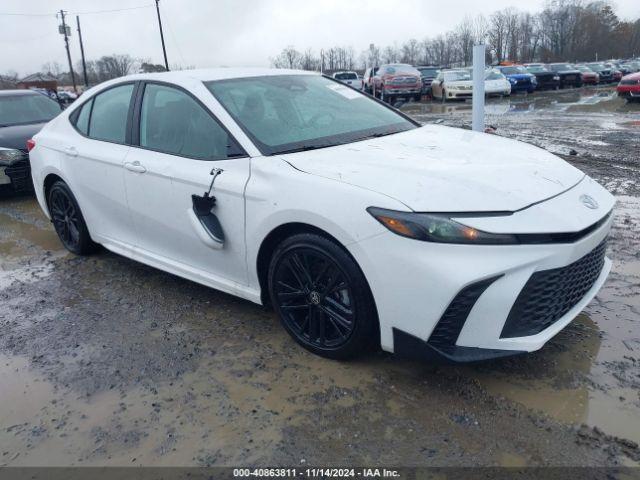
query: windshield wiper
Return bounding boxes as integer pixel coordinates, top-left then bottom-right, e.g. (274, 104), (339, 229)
(274, 144), (336, 155)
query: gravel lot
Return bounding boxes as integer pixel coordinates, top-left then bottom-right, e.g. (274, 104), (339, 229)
(0, 86), (639, 468)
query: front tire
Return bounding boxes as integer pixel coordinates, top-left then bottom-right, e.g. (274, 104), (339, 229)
(268, 233), (378, 360)
(48, 180), (98, 255)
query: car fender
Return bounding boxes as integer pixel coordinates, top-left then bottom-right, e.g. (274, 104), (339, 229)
(245, 156), (409, 294)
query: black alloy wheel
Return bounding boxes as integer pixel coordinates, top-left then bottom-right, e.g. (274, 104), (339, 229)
(48, 180), (97, 255)
(268, 233), (378, 359)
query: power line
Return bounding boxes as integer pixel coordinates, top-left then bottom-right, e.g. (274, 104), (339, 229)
(72, 4), (154, 15)
(0, 12), (55, 17)
(0, 4), (153, 17)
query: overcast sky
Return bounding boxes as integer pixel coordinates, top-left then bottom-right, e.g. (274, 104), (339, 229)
(2, 0), (639, 76)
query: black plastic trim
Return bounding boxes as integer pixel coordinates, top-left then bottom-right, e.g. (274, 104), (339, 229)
(393, 328), (525, 364)
(427, 275), (503, 352)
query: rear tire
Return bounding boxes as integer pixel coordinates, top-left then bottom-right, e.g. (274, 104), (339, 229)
(48, 180), (98, 255)
(268, 233), (378, 360)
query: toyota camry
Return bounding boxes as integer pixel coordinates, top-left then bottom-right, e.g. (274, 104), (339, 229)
(28, 68), (615, 362)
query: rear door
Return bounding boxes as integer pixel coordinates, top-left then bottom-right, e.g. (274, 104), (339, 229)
(122, 80), (251, 287)
(64, 82), (138, 249)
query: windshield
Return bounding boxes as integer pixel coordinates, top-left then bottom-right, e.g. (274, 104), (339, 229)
(0, 93), (61, 127)
(206, 75), (416, 156)
(485, 70), (505, 80)
(526, 65), (548, 73)
(444, 70), (471, 82)
(587, 63), (605, 69)
(334, 72), (358, 80)
(500, 66), (528, 75)
(548, 64), (571, 71)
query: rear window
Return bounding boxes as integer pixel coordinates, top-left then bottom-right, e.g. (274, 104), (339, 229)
(500, 66), (528, 75)
(334, 73), (358, 80)
(0, 93), (61, 127)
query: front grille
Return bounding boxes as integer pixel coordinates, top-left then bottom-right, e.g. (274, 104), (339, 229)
(3, 156), (34, 193)
(501, 240), (607, 338)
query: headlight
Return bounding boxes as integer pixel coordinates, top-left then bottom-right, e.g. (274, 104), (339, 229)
(367, 207), (518, 245)
(553, 75), (560, 80)
(509, 78), (517, 83)
(0, 148), (27, 166)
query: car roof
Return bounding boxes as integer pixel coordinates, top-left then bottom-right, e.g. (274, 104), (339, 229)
(0, 89), (42, 97)
(122, 67), (315, 84)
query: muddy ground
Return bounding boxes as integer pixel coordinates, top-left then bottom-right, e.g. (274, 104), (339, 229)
(0, 86), (639, 469)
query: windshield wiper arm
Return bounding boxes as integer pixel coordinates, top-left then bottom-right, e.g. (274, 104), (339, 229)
(275, 144), (336, 155)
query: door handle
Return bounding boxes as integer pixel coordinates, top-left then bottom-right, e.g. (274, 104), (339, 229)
(65, 146), (78, 157)
(124, 161), (147, 173)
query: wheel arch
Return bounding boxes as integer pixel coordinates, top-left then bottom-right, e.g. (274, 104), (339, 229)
(255, 221), (381, 346)
(41, 172), (68, 218)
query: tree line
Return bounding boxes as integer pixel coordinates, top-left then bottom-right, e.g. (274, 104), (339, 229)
(1, 54), (191, 89)
(271, 0), (640, 71)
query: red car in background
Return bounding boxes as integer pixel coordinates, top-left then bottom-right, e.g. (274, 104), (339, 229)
(373, 64), (423, 103)
(617, 72), (640, 101)
(575, 65), (599, 84)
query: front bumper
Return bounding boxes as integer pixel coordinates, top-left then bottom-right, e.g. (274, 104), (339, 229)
(349, 178), (614, 362)
(0, 156), (34, 195)
(617, 87), (640, 98)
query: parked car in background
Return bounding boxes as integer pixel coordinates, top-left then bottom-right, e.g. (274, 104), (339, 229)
(332, 71), (363, 90)
(524, 64), (560, 90)
(496, 65), (537, 93)
(362, 67), (379, 94)
(574, 65), (600, 85)
(482, 69), (512, 96)
(57, 90), (78, 106)
(415, 65), (441, 96)
(431, 69), (473, 100)
(0, 90), (62, 195)
(546, 63), (583, 88)
(617, 72), (640, 101)
(374, 64), (422, 103)
(585, 63), (614, 83)
(28, 68), (615, 362)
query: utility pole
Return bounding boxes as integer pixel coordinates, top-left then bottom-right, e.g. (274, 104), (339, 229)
(155, 0), (169, 71)
(76, 16), (89, 87)
(58, 10), (77, 93)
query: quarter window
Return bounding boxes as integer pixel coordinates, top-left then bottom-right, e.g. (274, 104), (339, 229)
(74, 99), (92, 135)
(139, 83), (242, 160)
(88, 84), (134, 143)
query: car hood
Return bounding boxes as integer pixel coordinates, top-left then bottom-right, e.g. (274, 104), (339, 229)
(282, 125), (585, 212)
(0, 122), (47, 151)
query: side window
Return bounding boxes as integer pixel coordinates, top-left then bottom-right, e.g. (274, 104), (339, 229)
(88, 84), (134, 143)
(139, 83), (242, 160)
(73, 99), (92, 135)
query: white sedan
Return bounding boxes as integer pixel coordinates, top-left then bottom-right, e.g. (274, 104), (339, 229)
(29, 68), (614, 362)
(432, 68), (511, 100)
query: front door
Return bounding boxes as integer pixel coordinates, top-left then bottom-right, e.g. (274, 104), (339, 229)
(122, 81), (251, 289)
